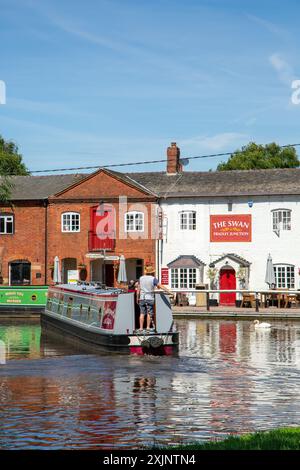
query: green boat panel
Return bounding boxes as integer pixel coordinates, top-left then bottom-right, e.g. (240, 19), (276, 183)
(0, 286), (48, 307)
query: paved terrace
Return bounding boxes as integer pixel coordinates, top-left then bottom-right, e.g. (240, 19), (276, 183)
(172, 305), (300, 320)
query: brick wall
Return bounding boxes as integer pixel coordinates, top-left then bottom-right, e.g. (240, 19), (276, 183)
(47, 201), (156, 284)
(48, 170), (157, 284)
(0, 202), (46, 285)
(0, 170), (157, 286)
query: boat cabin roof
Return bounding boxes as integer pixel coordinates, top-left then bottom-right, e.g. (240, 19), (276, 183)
(53, 283), (124, 297)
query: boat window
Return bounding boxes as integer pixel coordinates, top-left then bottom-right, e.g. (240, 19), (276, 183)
(58, 300), (63, 314)
(98, 306), (103, 324)
(67, 298), (73, 318)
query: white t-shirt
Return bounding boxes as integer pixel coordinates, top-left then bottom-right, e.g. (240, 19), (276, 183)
(139, 275), (159, 301)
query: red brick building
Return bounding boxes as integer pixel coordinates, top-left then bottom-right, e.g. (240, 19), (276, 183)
(0, 143), (183, 286)
(47, 168), (157, 285)
(0, 169), (158, 286)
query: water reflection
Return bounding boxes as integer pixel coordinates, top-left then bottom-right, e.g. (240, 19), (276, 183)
(0, 319), (300, 449)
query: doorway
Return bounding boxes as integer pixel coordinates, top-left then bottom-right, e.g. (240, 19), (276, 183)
(219, 267), (236, 306)
(105, 264), (114, 287)
(90, 259), (102, 282)
(10, 261), (31, 285)
(62, 258), (77, 284)
(126, 258), (144, 282)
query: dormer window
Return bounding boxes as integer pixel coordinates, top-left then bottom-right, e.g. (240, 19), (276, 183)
(272, 209), (291, 233)
(0, 214), (14, 234)
(180, 211), (196, 230)
(61, 212), (80, 232)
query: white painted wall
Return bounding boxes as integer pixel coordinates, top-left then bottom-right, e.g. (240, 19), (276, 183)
(159, 195), (300, 291)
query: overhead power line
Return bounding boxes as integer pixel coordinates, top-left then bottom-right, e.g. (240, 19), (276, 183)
(2, 143), (300, 175)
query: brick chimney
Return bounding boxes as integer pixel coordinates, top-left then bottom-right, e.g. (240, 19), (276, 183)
(166, 142), (182, 174)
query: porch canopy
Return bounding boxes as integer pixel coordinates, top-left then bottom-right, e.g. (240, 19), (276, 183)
(167, 255), (205, 269)
(209, 253), (250, 268)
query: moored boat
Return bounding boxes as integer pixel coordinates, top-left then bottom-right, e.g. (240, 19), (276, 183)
(0, 286), (48, 315)
(41, 283), (179, 355)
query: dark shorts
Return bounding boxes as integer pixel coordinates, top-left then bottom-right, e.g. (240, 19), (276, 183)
(139, 300), (154, 316)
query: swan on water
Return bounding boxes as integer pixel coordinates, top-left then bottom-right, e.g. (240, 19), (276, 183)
(253, 319), (271, 328)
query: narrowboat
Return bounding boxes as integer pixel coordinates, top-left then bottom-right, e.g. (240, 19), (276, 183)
(0, 286), (48, 315)
(41, 284), (179, 355)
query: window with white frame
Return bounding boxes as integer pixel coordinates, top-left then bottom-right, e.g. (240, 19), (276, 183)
(272, 209), (291, 232)
(61, 212), (80, 232)
(171, 268), (197, 288)
(0, 214), (14, 234)
(274, 264), (295, 289)
(180, 211), (196, 230)
(125, 211), (144, 232)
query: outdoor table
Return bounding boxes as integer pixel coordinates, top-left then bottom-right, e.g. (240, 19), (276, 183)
(241, 293), (256, 308)
(261, 291), (291, 308)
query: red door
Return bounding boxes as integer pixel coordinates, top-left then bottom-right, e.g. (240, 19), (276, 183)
(219, 269), (236, 306)
(89, 205), (115, 251)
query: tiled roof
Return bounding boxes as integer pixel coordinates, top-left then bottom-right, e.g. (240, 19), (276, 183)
(3, 166), (300, 201)
(126, 168), (300, 197)
(210, 253), (251, 267)
(0, 174), (86, 200)
(167, 255), (205, 269)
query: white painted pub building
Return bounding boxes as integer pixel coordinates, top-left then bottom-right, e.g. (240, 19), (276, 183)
(128, 143), (300, 306)
(157, 144), (300, 305)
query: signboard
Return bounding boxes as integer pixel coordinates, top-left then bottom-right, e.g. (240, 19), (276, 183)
(67, 270), (79, 284)
(210, 214), (252, 242)
(161, 268), (169, 285)
(102, 301), (116, 330)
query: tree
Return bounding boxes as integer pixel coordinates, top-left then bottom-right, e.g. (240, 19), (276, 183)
(217, 142), (299, 171)
(0, 135), (29, 201)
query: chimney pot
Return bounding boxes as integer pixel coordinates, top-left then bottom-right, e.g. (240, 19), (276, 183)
(167, 142), (182, 174)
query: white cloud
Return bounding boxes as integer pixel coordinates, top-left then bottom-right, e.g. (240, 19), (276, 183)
(246, 14), (288, 38)
(181, 132), (248, 152)
(269, 53), (294, 85)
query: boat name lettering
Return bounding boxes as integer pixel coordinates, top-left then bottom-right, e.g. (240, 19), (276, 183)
(5, 292), (24, 297)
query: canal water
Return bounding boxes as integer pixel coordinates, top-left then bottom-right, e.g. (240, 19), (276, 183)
(0, 318), (300, 449)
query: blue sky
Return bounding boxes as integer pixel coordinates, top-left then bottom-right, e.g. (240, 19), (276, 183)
(0, 0), (300, 173)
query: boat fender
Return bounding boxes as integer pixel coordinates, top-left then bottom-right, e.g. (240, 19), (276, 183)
(141, 339), (151, 348)
(149, 336), (164, 348)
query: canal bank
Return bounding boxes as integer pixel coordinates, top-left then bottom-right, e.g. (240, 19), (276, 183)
(172, 306), (300, 320)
